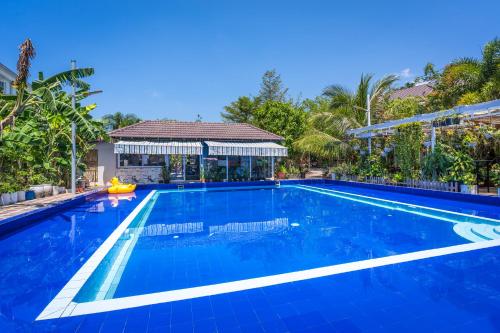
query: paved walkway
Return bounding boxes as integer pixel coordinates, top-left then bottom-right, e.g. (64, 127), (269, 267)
(0, 190), (100, 221)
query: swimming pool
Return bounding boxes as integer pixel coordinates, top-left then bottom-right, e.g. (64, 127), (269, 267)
(33, 182), (500, 322)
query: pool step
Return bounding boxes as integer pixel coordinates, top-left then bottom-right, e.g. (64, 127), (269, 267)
(453, 222), (500, 242)
(177, 184), (184, 190)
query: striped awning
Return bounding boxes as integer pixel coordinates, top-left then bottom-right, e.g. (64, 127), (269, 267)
(205, 141), (288, 157)
(114, 141), (203, 155)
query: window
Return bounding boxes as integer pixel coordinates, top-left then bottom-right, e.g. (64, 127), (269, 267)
(145, 155), (165, 166)
(119, 154), (165, 167)
(119, 154), (142, 167)
(0, 81), (5, 94)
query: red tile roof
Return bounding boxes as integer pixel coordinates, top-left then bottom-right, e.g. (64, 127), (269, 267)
(389, 83), (434, 101)
(108, 120), (284, 141)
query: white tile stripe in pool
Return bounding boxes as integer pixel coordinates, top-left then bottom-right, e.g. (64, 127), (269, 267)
(40, 239), (500, 319)
(295, 184), (500, 224)
(36, 190), (157, 321)
(36, 186), (500, 320)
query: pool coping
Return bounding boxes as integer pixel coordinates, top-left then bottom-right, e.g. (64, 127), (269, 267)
(327, 180), (500, 206)
(36, 190), (157, 321)
(1, 179), (498, 237)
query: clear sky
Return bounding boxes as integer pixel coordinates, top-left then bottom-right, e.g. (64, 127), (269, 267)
(1, 0), (499, 121)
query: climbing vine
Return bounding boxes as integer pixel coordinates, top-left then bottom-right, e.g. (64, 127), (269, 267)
(394, 123), (424, 180)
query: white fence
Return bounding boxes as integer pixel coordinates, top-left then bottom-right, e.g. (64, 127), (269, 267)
(334, 174), (460, 192)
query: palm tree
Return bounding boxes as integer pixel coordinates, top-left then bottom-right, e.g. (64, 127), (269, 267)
(0, 39), (99, 135)
(101, 112), (142, 131)
(295, 74), (397, 159)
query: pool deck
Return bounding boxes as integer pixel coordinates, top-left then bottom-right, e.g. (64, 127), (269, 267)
(0, 193), (78, 221)
(0, 188), (105, 235)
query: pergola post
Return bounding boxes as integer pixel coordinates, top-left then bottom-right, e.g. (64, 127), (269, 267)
(271, 156), (275, 180)
(249, 156), (252, 181)
(182, 154), (186, 181)
(367, 94), (372, 155)
(199, 154), (203, 180)
(431, 126), (436, 152)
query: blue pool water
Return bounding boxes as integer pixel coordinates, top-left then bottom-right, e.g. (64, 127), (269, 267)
(0, 181), (499, 332)
(73, 184), (495, 302)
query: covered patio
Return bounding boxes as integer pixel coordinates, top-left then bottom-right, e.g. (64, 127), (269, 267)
(94, 121), (288, 184)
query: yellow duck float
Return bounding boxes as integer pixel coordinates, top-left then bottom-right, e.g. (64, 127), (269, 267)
(108, 177), (136, 194)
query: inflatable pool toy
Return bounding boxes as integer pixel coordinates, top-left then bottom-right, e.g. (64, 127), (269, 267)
(107, 177), (136, 194)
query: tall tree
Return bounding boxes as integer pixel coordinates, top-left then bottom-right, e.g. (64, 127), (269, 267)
(323, 73), (398, 127)
(101, 112), (141, 131)
(423, 62), (438, 81)
(253, 101), (306, 155)
(221, 96), (259, 123)
(294, 74), (397, 159)
(258, 69), (288, 102)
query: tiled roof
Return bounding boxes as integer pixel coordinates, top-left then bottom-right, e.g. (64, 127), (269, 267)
(389, 83), (434, 101)
(108, 120), (284, 141)
(0, 63), (16, 79)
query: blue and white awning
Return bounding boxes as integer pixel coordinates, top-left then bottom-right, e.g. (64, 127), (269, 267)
(205, 141), (288, 157)
(114, 141), (203, 155)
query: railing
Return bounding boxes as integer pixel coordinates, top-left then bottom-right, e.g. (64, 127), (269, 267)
(334, 174), (460, 192)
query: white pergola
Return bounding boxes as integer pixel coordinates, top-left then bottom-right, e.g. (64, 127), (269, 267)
(347, 99), (500, 151)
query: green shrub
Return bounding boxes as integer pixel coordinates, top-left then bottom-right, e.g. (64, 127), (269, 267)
(491, 163), (500, 187)
(394, 123), (424, 180)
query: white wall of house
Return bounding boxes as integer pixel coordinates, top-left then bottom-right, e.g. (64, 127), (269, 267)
(0, 63), (16, 95)
(96, 142), (116, 185)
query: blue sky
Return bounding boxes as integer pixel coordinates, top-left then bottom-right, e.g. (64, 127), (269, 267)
(1, 0), (499, 121)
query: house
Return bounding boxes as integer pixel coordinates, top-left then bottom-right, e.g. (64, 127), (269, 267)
(91, 120), (288, 185)
(0, 63), (16, 95)
(389, 82), (434, 101)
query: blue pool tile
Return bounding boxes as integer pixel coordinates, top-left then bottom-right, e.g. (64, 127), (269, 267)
(77, 314), (106, 332)
(259, 318), (289, 333)
(148, 312), (171, 329)
(329, 319), (362, 333)
(281, 314), (311, 332)
(273, 303), (298, 319)
(170, 321), (194, 333)
(233, 309), (258, 326)
(214, 314), (239, 330)
(254, 306), (279, 323)
(193, 318), (218, 333)
(240, 322), (266, 333)
(171, 301), (193, 325)
(147, 324), (170, 333)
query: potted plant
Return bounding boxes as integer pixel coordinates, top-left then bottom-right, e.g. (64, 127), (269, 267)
(200, 168), (205, 183)
(161, 164), (170, 184)
(277, 165), (287, 179)
(448, 151), (476, 194)
(459, 173), (477, 194)
(0, 183), (13, 206)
